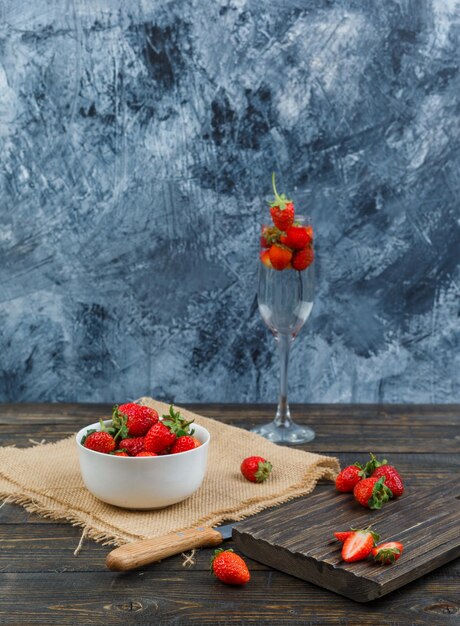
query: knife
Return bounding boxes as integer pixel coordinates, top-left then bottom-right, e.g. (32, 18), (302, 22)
(106, 524), (234, 571)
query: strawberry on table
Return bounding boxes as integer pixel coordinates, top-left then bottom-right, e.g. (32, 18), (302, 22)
(335, 463), (363, 492)
(354, 476), (393, 509)
(291, 246), (314, 271)
(269, 173), (295, 231)
(341, 527), (380, 563)
(372, 541), (404, 564)
(241, 456), (273, 483)
(144, 405), (195, 454)
(268, 244), (292, 270)
(112, 403), (159, 437)
(211, 549), (250, 585)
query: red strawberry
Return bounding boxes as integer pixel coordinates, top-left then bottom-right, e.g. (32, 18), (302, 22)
(334, 531), (355, 543)
(342, 527), (380, 563)
(361, 453), (404, 498)
(211, 549), (250, 585)
(144, 405), (194, 454)
(144, 422), (176, 453)
(118, 436), (145, 456)
(268, 244), (292, 270)
(113, 450), (129, 457)
(260, 249), (273, 268)
(170, 435), (201, 454)
(136, 451), (158, 457)
(353, 476), (393, 509)
(335, 463), (363, 492)
(372, 541), (404, 564)
(372, 466), (404, 498)
(241, 456), (273, 483)
(292, 246), (314, 271)
(83, 431), (116, 454)
(269, 173), (295, 231)
(113, 403), (159, 437)
(280, 225), (313, 249)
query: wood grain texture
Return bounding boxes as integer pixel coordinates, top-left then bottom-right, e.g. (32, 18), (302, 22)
(233, 478), (460, 602)
(0, 403), (459, 624)
(106, 527), (224, 571)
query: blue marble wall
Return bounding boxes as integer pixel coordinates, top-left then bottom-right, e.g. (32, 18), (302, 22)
(0, 0), (459, 403)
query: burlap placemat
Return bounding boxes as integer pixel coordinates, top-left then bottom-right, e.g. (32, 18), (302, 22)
(0, 398), (339, 547)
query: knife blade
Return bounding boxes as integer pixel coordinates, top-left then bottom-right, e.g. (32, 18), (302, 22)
(106, 523), (234, 571)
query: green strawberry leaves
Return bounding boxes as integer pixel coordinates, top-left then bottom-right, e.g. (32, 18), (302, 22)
(368, 476), (393, 509)
(162, 405), (195, 437)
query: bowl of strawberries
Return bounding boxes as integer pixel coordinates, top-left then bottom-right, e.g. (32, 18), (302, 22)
(76, 403), (210, 509)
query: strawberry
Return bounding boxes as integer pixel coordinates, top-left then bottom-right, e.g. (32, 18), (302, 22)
(334, 531), (355, 543)
(280, 225), (313, 250)
(292, 246), (314, 271)
(362, 453), (404, 497)
(83, 431), (116, 454)
(118, 436), (145, 456)
(372, 541), (404, 564)
(211, 549), (250, 585)
(113, 450), (129, 457)
(342, 527), (380, 563)
(335, 463), (363, 492)
(241, 456), (273, 483)
(372, 466), (404, 498)
(269, 173), (295, 231)
(260, 249), (273, 268)
(112, 403), (159, 437)
(268, 244), (292, 270)
(170, 435), (201, 454)
(144, 405), (194, 454)
(144, 422), (175, 453)
(353, 476), (393, 509)
(136, 451), (158, 457)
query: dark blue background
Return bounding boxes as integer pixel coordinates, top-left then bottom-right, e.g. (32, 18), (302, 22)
(0, 0), (459, 403)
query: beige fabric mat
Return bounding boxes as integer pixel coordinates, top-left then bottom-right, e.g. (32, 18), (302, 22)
(0, 397), (339, 546)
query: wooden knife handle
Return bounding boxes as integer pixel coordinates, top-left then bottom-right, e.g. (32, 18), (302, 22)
(106, 526), (223, 571)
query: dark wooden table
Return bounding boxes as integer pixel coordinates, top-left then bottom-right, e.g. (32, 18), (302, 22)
(0, 404), (459, 626)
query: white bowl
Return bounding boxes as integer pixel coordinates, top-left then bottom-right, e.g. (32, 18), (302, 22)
(76, 419), (210, 509)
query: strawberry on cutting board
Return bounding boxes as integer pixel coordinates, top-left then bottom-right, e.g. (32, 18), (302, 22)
(341, 528), (380, 563)
(335, 463), (363, 492)
(354, 476), (393, 509)
(361, 453), (405, 498)
(372, 541), (404, 564)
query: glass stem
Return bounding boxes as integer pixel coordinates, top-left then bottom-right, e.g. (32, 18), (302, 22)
(275, 333), (292, 428)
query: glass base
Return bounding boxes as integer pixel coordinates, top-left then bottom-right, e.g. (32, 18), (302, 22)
(251, 420), (315, 445)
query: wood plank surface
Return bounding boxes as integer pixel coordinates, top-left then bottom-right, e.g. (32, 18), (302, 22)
(0, 403), (459, 625)
(233, 479), (460, 601)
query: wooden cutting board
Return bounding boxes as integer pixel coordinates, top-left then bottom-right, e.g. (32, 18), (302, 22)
(232, 477), (460, 602)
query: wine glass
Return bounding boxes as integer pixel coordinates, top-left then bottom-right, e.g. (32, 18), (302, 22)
(252, 216), (315, 444)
